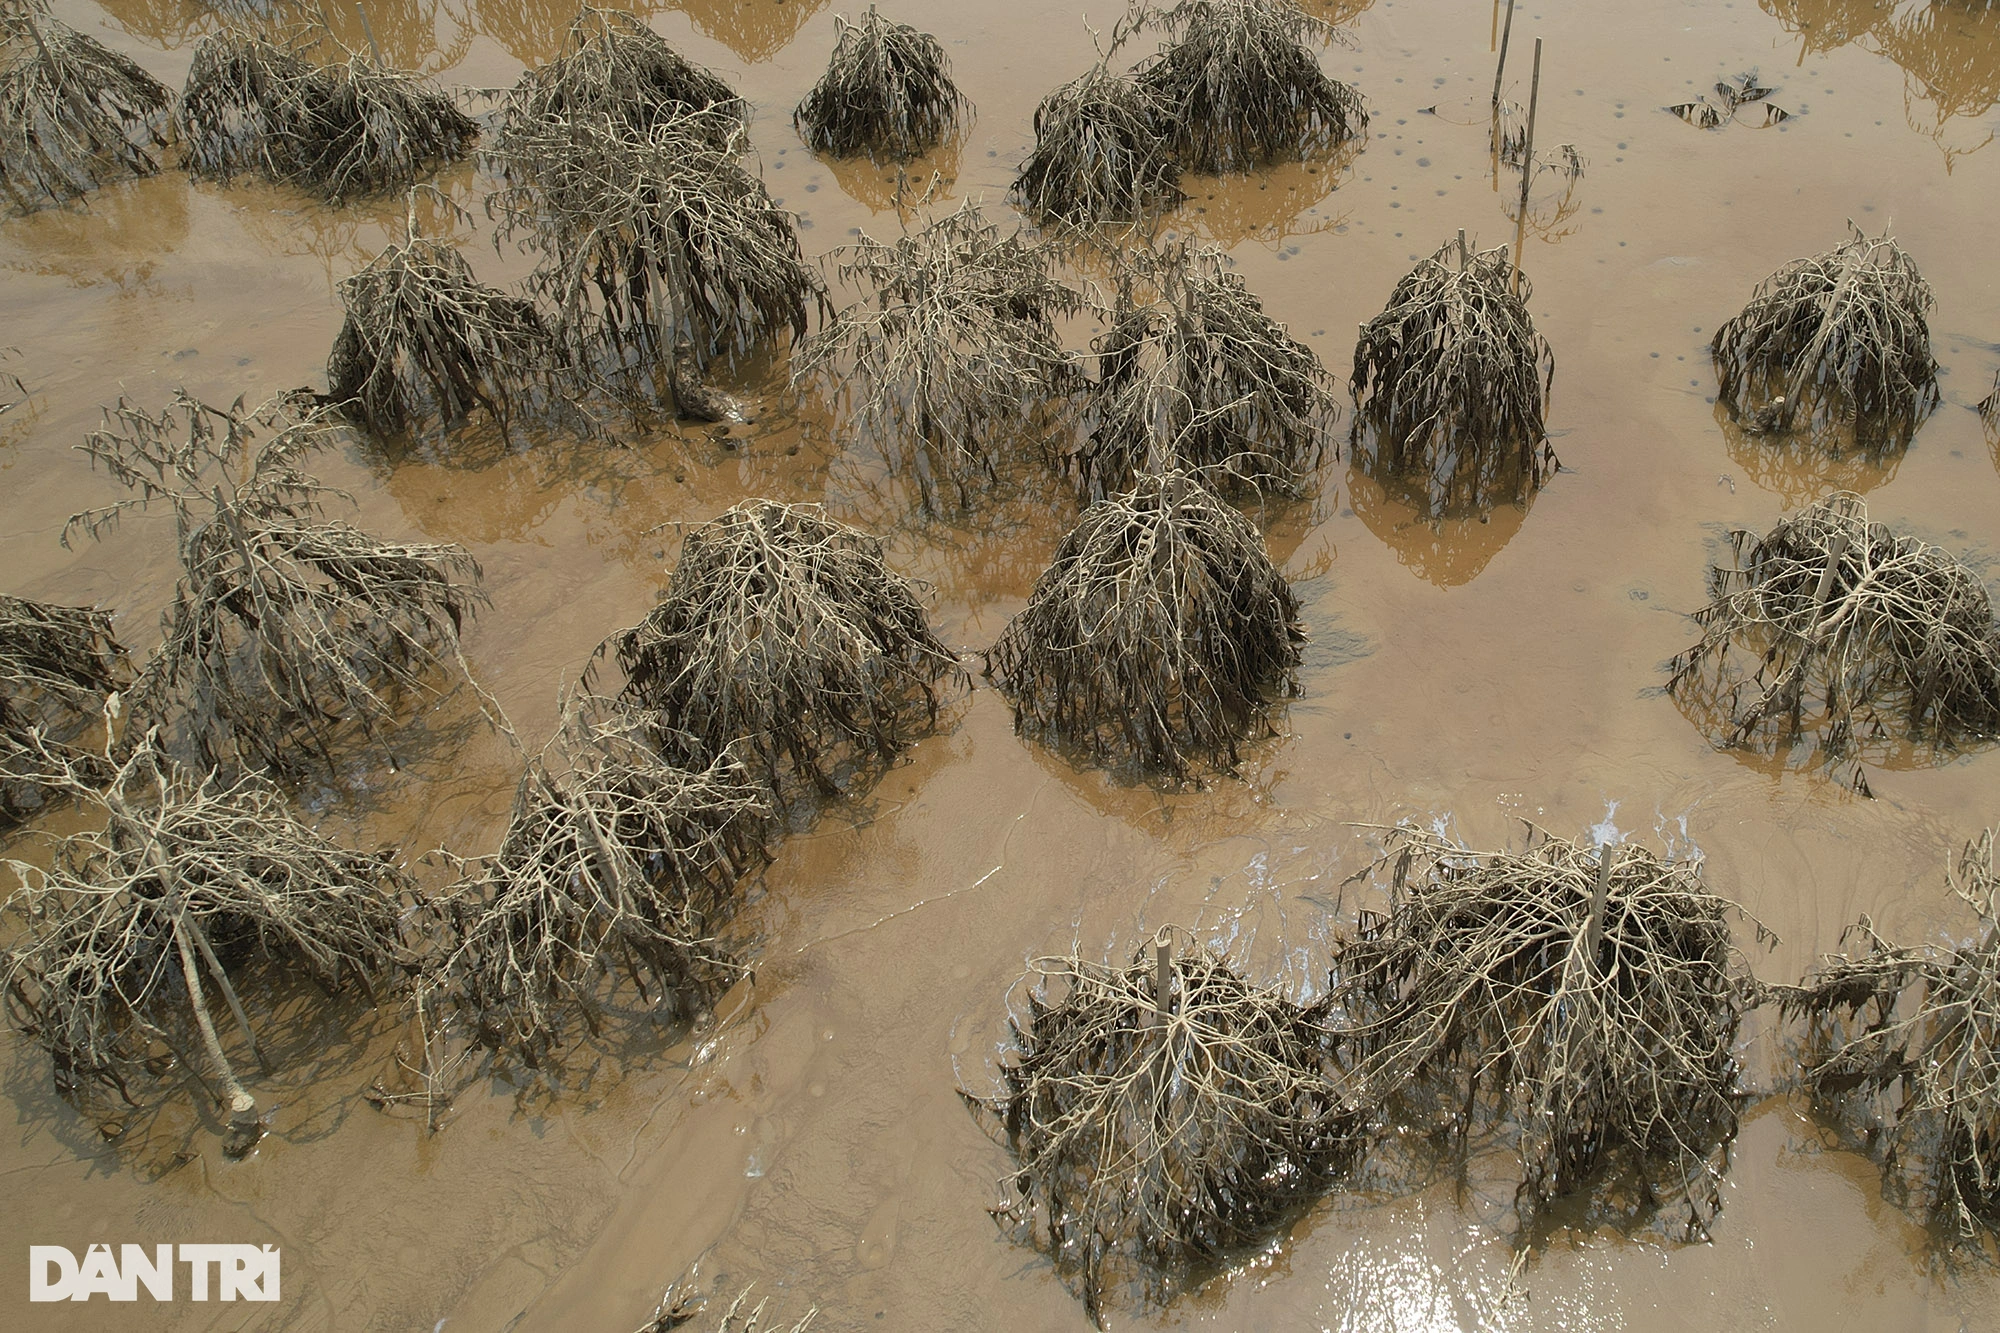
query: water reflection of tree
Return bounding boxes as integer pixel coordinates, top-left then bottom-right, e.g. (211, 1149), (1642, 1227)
(0, 174), (192, 288)
(1345, 463), (1532, 587)
(479, 0), (665, 64)
(1762, 0), (2000, 168)
(1172, 150), (1354, 247)
(819, 139), (961, 216)
(1714, 399), (1906, 503)
(663, 0), (829, 64)
(98, 0), (473, 71)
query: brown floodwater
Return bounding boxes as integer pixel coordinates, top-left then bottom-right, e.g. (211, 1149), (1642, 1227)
(4, 0), (2000, 1328)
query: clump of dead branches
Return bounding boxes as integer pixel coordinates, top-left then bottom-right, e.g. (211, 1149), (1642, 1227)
(636, 1270), (819, 1333)
(64, 390), (487, 781)
(1078, 243), (1335, 498)
(1777, 828), (2000, 1251)
(794, 5), (965, 159)
(1350, 237), (1557, 516)
(1711, 223), (1940, 452)
(0, 4), (170, 212)
(1136, 0), (1366, 173)
(1014, 64), (1182, 227)
(1666, 492), (2000, 778)
(1333, 823), (1759, 1238)
(419, 699), (768, 1085)
(0, 594), (126, 820)
(328, 192), (558, 441)
(974, 927), (1360, 1326)
(497, 7), (745, 144)
(487, 106), (817, 408)
(794, 200), (1085, 504)
(1, 729), (409, 1154)
(175, 28), (476, 201)
(986, 469), (1303, 783)
(606, 500), (964, 802)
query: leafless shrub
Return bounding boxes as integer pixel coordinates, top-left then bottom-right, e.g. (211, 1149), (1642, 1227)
(496, 6), (745, 144)
(1666, 491), (2000, 777)
(1, 729), (409, 1154)
(605, 500), (965, 803)
(0, 595), (127, 821)
(174, 27), (476, 202)
(1333, 823), (1760, 1238)
(486, 107), (818, 408)
(1136, 0), (1367, 173)
(794, 199), (1085, 505)
(1350, 236), (1556, 516)
(1077, 242), (1335, 499)
(986, 469), (1303, 783)
(64, 390), (487, 781)
(1711, 223), (1940, 452)
(794, 5), (965, 159)
(1777, 828), (2000, 1252)
(419, 698), (767, 1086)
(1013, 64), (1182, 227)
(635, 1272), (819, 1333)
(328, 191), (560, 441)
(0, 4), (170, 212)
(972, 927), (1361, 1326)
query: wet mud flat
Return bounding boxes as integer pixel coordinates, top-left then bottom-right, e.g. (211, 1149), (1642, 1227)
(2, 0), (2000, 1329)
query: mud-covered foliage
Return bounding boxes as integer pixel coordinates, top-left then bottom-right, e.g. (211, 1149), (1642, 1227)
(976, 929), (1361, 1326)
(607, 500), (965, 802)
(987, 469), (1303, 783)
(496, 6), (746, 144)
(64, 391), (487, 781)
(1350, 237), (1556, 515)
(794, 5), (965, 159)
(1778, 828), (2000, 1252)
(1667, 492), (2000, 779)
(420, 699), (768, 1083)
(328, 199), (558, 441)
(1333, 823), (1759, 1238)
(1077, 243), (1336, 499)
(0, 595), (126, 821)
(174, 28), (476, 201)
(794, 200), (1084, 502)
(0, 4), (170, 212)
(486, 105), (817, 405)
(1136, 0), (1367, 173)
(1, 729), (409, 1153)
(1013, 64), (1182, 227)
(1711, 224), (1940, 453)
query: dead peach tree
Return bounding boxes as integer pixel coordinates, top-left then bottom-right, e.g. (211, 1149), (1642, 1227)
(2, 729), (410, 1154)
(0, 2), (170, 212)
(65, 390), (487, 780)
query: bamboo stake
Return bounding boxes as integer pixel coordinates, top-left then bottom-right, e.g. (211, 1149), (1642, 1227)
(354, 4), (383, 64)
(1491, 0), (1516, 108)
(1510, 38), (1542, 296)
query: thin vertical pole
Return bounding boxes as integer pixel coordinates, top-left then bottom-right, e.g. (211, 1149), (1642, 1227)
(1510, 38), (1543, 295)
(1491, 0), (1517, 108)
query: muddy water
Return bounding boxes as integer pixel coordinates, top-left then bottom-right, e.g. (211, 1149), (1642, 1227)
(4, 0), (2000, 1328)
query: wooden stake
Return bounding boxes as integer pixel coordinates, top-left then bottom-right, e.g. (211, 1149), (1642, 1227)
(1509, 38), (1542, 296)
(1491, 0), (1516, 108)
(1585, 844), (1614, 965)
(1810, 530), (1854, 620)
(354, 3), (383, 64)
(1151, 929), (1173, 1027)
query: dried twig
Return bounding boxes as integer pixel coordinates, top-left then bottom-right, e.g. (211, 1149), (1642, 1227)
(1351, 237), (1556, 516)
(1136, 0), (1366, 172)
(986, 468), (1303, 782)
(64, 391), (487, 781)
(973, 927), (1360, 1326)
(1711, 223), (1940, 452)
(175, 27), (476, 202)
(1667, 492), (2000, 774)
(605, 500), (965, 803)
(419, 697), (768, 1085)
(0, 595), (126, 821)
(1776, 828), (2000, 1251)
(1013, 63), (1182, 227)
(328, 190), (560, 440)
(2, 729), (410, 1154)
(1333, 823), (1760, 1238)
(794, 200), (1085, 505)
(1077, 242), (1336, 499)
(0, 4), (170, 212)
(795, 5), (965, 159)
